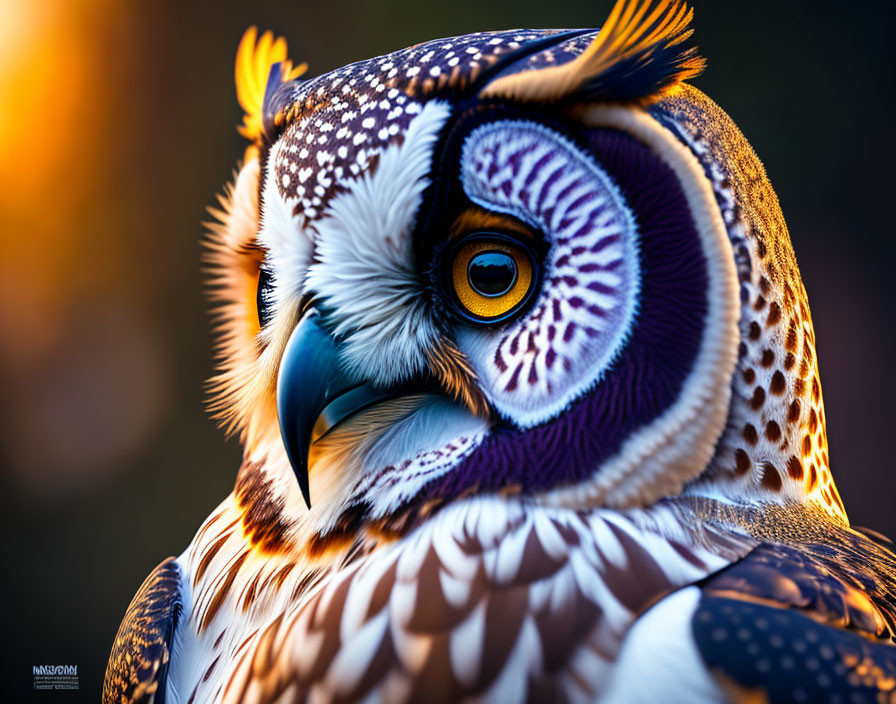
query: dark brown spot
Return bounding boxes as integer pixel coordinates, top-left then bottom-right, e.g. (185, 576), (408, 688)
(766, 301), (781, 326)
(738, 342), (748, 359)
(769, 370), (786, 395)
(760, 349), (775, 367)
(235, 460), (294, 554)
(807, 464), (818, 490)
(808, 408), (818, 434)
(307, 503), (368, 558)
(757, 240), (768, 259)
(194, 529), (234, 588)
(760, 462), (783, 491)
(784, 352), (796, 370)
(833, 490), (845, 513)
(202, 655), (220, 682)
(734, 449), (750, 475)
(785, 322), (799, 351)
(743, 424), (758, 445)
(765, 421), (781, 442)
(794, 379), (806, 397)
(750, 387), (766, 410)
(788, 399), (801, 423)
(292, 569), (322, 602)
(749, 321), (761, 340)
(274, 562), (295, 588)
(753, 295), (766, 311)
(241, 572), (261, 613)
(811, 376), (820, 402)
(759, 276), (770, 294)
(743, 368), (756, 384)
(802, 434), (813, 456)
(786, 456), (804, 480)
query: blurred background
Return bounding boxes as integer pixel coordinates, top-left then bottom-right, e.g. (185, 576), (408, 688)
(1, 0), (893, 699)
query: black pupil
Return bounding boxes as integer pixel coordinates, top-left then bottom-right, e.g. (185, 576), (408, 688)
(467, 251), (517, 297)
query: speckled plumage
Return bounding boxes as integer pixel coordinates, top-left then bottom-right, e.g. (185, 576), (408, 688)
(272, 30), (550, 221)
(105, 1), (896, 702)
(652, 88), (844, 520)
(104, 558), (182, 703)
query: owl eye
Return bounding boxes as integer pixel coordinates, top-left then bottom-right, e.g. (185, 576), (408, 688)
(256, 263), (276, 329)
(446, 232), (538, 323)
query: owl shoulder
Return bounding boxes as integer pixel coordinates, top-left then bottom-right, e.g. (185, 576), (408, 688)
(103, 557), (182, 704)
(608, 525), (896, 703)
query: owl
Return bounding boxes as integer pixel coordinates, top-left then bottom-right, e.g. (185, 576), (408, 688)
(103, 1), (896, 702)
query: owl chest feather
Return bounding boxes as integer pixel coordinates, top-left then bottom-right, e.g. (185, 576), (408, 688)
(169, 496), (752, 703)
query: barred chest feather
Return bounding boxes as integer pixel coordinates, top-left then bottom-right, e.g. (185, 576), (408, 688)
(167, 495), (753, 703)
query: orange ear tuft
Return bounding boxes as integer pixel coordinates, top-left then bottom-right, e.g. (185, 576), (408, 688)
(481, 0), (704, 105)
(235, 26), (307, 142)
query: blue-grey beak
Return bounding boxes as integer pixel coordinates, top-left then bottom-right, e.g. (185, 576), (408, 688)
(276, 309), (397, 509)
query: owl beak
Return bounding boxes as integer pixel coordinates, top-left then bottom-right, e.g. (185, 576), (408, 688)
(276, 309), (397, 509)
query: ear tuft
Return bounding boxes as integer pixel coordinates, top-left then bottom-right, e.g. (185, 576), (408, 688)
(480, 0), (704, 105)
(235, 26), (307, 143)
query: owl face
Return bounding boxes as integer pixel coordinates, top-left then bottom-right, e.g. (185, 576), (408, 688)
(207, 2), (844, 535)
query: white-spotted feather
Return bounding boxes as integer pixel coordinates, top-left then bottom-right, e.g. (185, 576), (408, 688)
(305, 100), (451, 386)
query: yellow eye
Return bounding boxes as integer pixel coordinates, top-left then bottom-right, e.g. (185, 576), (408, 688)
(448, 233), (537, 322)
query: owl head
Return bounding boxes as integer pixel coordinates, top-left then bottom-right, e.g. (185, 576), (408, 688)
(205, 0), (845, 547)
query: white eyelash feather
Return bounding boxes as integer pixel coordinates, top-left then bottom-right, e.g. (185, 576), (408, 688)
(257, 140), (314, 323)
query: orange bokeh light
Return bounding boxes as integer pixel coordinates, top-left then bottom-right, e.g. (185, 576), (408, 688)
(0, 0), (170, 492)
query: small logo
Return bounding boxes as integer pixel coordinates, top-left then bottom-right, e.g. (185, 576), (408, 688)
(33, 665), (79, 690)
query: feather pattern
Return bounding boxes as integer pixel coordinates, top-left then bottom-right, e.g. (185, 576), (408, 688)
(235, 27), (307, 143)
(480, 0), (704, 104)
(203, 158), (304, 451)
(201, 496), (751, 703)
(103, 559), (182, 703)
(689, 516), (896, 702)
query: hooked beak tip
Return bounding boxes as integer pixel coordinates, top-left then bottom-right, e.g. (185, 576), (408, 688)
(275, 308), (399, 511)
(276, 310), (336, 510)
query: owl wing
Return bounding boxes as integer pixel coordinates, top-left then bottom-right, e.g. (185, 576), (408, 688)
(607, 526), (896, 703)
(103, 557), (183, 704)
(692, 528), (896, 702)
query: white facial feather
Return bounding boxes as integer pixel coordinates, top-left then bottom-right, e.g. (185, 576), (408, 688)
(356, 398), (488, 517)
(257, 140), (314, 322)
(304, 100), (452, 386)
